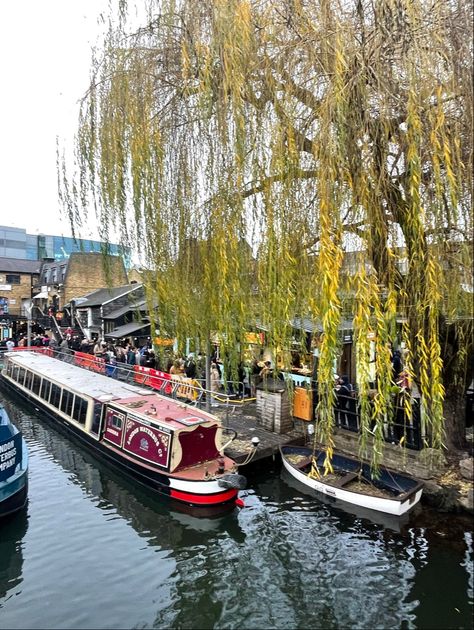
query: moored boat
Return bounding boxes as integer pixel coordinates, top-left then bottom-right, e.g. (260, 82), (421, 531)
(0, 403), (28, 518)
(280, 444), (423, 517)
(0, 351), (246, 509)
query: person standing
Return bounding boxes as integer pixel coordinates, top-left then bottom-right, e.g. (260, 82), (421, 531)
(259, 361), (272, 379)
(210, 362), (221, 407)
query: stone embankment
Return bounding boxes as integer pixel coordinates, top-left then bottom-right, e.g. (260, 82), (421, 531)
(219, 399), (473, 515)
(332, 427), (473, 514)
(423, 454), (473, 514)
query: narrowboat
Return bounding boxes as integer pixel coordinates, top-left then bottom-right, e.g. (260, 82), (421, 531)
(0, 403), (28, 518)
(281, 445), (423, 517)
(0, 351), (246, 509)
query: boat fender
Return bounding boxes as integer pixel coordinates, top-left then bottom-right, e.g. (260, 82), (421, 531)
(218, 473), (247, 490)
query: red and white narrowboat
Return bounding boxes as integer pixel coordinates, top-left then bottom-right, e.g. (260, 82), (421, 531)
(0, 351), (246, 509)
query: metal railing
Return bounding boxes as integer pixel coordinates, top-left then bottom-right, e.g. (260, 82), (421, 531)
(332, 392), (424, 450)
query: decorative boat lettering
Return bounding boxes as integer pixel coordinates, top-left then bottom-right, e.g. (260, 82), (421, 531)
(0, 404), (28, 518)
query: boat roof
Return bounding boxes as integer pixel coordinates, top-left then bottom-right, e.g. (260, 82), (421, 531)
(6, 352), (216, 431)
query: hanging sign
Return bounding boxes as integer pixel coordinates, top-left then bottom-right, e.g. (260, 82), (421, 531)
(244, 332), (265, 345)
(154, 337), (174, 346)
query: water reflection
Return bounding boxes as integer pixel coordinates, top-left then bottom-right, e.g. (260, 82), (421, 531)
(279, 467), (416, 532)
(0, 392), (472, 630)
(0, 508), (28, 602)
(3, 396), (245, 549)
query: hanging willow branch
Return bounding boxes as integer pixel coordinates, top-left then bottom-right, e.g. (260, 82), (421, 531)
(60, 0), (473, 469)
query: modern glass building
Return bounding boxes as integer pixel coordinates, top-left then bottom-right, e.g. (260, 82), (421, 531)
(0, 226), (130, 266)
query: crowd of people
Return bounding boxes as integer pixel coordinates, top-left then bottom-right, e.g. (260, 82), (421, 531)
(4, 331), (242, 390)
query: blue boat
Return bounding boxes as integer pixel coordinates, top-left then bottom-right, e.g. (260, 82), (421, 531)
(0, 404), (28, 518)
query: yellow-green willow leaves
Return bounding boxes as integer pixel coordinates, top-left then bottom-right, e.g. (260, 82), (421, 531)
(61, 0), (473, 469)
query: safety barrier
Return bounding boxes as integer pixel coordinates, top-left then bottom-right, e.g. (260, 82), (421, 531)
(74, 351), (106, 374)
(133, 365), (172, 394)
(131, 366), (203, 401)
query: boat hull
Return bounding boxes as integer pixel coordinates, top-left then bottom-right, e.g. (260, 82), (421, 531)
(0, 473), (28, 518)
(0, 399), (28, 519)
(280, 445), (423, 517)
(0, 378), (238, 509)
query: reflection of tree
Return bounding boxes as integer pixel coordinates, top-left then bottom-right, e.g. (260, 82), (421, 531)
(0, 509), (28, 602)
(403, 526), (474, 628)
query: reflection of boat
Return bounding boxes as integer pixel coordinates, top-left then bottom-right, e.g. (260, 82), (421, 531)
(1, 351), (246, 510)
(281, 445), (423, 517)
(0, 404), (28, 518)
(280, 468), (414, 532)
(1, 397), (244, 544)
(0, 508), (28, 599)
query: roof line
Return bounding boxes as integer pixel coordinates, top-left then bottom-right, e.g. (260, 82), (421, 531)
(101, 283), (143, 306)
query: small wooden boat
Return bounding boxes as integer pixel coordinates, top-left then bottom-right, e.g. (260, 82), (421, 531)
(280, 445), (423, 517)
(0, 403), (28, 518)
(1, 351), (246, 510)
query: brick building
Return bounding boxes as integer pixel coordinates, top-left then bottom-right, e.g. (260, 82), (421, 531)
(33, 252), (129, 314)
(0, 258), (41, 341)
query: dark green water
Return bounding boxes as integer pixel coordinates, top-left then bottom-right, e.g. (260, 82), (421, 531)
(0, 392), (472, 630)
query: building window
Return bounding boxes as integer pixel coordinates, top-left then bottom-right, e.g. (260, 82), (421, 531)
(0, 297), (8, 315)
(5, 274), (20, 284)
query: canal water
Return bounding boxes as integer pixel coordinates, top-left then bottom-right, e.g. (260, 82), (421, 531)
(0, 392), (472, 630)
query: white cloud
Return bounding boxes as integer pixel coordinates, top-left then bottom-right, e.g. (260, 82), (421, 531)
(0, 0), (109, 239)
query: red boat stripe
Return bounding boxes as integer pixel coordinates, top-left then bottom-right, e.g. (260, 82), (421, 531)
(170, 488), (237, 505)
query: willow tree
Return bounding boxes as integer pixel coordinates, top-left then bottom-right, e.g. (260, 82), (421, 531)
(61, 0), (473, 468)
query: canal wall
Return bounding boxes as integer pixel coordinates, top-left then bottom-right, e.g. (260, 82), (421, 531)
(222, 402), (474, 515)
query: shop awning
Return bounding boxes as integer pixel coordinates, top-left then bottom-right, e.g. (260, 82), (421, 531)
(32, 292), (49, 299)
(102, 300), (147, 320)
(105, 321), (150, 339)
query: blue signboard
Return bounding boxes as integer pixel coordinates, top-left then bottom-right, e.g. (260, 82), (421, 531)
(0, 432), (22, 482)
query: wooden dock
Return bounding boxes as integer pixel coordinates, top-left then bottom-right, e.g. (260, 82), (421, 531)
(215, 402), (307, 467)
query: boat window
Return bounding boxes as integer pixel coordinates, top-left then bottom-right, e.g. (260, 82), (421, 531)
(61, 390), (74, 417)
(26, 371), (34, 391)
(12, 366), (19, 382)
(91, 403), (102, 434)
(32, 374), (41, 395)
(50, 384), (62, 408)
(109, 413), (123, 429)
(6, 362), (13, 377)
(40, 379), (51, 402)
(73, 396), (88, 426)
(18, 367), (26, 385)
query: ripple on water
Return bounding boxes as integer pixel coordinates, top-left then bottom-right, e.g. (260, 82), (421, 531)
(0, 396), (472, 630)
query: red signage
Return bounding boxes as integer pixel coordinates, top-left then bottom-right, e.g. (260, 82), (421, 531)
(123, 415), (171, 468)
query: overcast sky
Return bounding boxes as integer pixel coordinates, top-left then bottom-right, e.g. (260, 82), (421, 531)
(0, 1), (110, 239)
